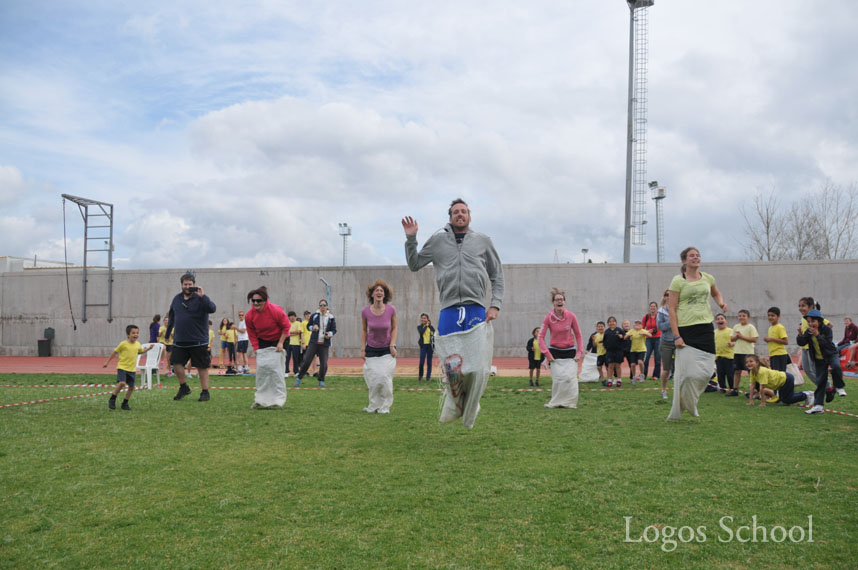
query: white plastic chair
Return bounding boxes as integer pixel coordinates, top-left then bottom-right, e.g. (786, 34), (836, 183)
(136, 343), (165, 389)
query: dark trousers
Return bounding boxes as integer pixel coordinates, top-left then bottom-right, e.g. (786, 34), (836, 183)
(778, 372), (808, 405)
(716, 356), (734, 390)
(286, 344), (302, 374)
(810, 358), (830, 406)
(419, 345), (433, 379)
(769, 354), (789, 372)
(643, 336), (661, 378)
(298, 343), (329, 381)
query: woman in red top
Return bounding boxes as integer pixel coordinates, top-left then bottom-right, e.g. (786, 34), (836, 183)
(641, 301), (661, 380)
(244, 286), (290, 352)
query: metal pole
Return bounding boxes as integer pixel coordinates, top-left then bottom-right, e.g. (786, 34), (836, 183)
(107, 203), (114, 322)
(81, 205), (88, 323)
(623, 4), (635, 263)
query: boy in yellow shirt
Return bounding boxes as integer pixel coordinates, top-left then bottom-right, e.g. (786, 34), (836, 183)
(714, 313), (735, 392)
(627, 320), (651, 385)
(103, 325), (152, 410)
(763, 306), (789, 372)
(727, 309), (758, 396)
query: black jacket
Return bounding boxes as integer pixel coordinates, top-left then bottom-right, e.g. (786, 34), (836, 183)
(796, 323), (838, 359)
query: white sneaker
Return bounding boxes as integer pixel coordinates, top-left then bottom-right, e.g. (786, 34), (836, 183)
(805, 405), (824, 414)
(837, 388), (847, 397)
(661, 391), (667, 399)
(803, 391), (815, 405)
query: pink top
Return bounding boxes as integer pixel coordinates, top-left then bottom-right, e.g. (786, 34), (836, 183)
(362, 304), (396, 348)
(538, 309), (583, 355)
(245, 301), (291, 351)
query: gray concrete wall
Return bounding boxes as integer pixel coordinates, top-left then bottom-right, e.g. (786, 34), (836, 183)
(1, 260), (855, 357)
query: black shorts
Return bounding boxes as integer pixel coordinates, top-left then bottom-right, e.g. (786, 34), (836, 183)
(769, 354), (789, 372)
(596, 355), (606, 367)
(628, 351), (645, 364)
(734, 354), (751, 372)
(677, 323), (716, 355)
(606, 350), (624, 365)
(528, 358), (542, 370)
(170, 344), (211, 369)
(165, 345), (172, 353)
(116, 370), (135, 388)
(237, 340), (249, 354)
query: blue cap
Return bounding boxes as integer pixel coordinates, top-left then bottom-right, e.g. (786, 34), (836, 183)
(806, 309), (824, 319)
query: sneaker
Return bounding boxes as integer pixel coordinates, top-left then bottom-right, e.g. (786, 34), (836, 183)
(601, 379), (608, 387)
(607, 380), (613, 387)
(294, 377), (302, 387)
(661, 391), (668, 399)
(535, 381), (540, 387)
(312, 372), (318, 378)
(173, 383), (191, 401)
(803, 391), (815, 405)
(121, 400), (131, 411)
(725, 389), (739, 397)
(825, 388), (835, 403)
(319, 381), (326, 388)
(529, 380), (534, 387)
(198, 390), (210, 402)
(630, 377), (637, 386)
(837, 388), (847, 397)
(616, 380), (622, 388)
(108, 396), (116, 410)
(805, 405), (824, 414)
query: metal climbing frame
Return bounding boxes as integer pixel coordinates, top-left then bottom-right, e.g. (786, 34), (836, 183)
(61, 194), (114, 323)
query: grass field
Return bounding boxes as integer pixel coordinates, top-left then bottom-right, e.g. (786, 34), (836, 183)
(2, 372), (857, 569)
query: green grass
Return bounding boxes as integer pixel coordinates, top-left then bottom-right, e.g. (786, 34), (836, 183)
(2, 373), (857, 569)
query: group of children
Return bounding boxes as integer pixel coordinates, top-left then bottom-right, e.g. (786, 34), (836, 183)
(525, 316), (656, 388)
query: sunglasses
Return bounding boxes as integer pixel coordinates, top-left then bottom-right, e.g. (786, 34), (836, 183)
(319, 304), (328, 307)
(251, 298), (265, 304)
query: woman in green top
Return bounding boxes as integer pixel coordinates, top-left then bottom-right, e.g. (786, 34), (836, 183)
(667, 246), (728, 354)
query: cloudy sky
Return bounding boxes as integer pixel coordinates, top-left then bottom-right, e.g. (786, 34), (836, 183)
(1, 1), (856, 269)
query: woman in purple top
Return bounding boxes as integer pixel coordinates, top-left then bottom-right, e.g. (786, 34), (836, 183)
(361, 280), (398, 358)
(149, 314), (161, 343)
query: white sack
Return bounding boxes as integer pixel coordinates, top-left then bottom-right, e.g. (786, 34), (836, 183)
(544, 358), (579, 408)
(786, 362), (804, 386)
(363, 354), (396, 413)
(252, 347), (287, 409)
(578, 353), (600, 383)
(434, 322), (494, 429)
(668, 345), (713, 420)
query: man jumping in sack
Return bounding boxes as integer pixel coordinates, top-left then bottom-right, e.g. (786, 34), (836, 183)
(402, 198), (504, 427)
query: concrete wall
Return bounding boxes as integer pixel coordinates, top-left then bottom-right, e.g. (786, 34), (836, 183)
(1, 260), (855, 357)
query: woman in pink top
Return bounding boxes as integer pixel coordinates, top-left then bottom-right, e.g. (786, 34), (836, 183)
(361, 280), (398, 358)
(538, 288), (584, 363)
(244, 286), (290, 352)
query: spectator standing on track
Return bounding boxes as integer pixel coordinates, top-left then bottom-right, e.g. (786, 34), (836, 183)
(165, 273), (217, 402)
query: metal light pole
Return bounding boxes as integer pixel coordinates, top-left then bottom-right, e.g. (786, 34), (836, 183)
(581, 248), (589, 263)
(338, 223), (351, 266)
(650, 181), (666, 263)
(623, 0), (654, 263)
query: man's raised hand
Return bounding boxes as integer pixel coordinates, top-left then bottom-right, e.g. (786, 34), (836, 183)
(401, 216), (418, 236)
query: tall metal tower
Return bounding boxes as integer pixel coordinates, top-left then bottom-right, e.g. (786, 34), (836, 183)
(623, 0), (654, 262)
(649, 181), (666, 262)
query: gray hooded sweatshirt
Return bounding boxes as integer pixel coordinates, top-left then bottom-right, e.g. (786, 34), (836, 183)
(405, 224), (504, 311)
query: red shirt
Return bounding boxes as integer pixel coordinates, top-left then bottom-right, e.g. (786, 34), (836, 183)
(244, 301), (290, 350)
(642, 313), (661, 338)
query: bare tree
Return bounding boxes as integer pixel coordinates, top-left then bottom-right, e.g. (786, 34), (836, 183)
(741, 188), (786, 261)
(782, 199), (821, 260)
(808, 181), (858, 259)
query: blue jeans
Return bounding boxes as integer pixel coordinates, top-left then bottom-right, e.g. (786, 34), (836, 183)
(419, 345), (433, 380)
(643, 336), (661, 378)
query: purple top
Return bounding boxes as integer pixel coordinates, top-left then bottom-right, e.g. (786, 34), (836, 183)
(149, 322), (160, 343)
(362, 304), (396, 348)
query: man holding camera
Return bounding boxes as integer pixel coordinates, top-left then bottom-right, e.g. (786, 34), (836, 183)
(165, 273), (217, 401)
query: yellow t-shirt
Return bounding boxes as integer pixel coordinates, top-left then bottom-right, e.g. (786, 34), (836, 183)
(668, 272), (716, 327)
(224, 329), (237, 343)
(767, 323), (788, 356)
(114, 340), (144, 372)
(594, 332), (606, 356)
(208, 329), (215, 348)
(289, 320), (302, 346)
(532, 339), (542, 361)
(219, 326), (228, 342)
(158, 325), (172, 346)
(715, 327), (734, 358)
(751, 366), (787, 391)
(628, 329), (647, 352)
(422, 327), (433, 345)
(733, 323), (758, 355)
(301, 321), (311, 346)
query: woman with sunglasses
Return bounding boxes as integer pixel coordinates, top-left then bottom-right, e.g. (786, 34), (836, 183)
(294, 299), (337, 387)
(244, 286), (290, 408)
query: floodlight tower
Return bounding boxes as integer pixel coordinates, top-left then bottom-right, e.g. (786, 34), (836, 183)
(338, 223), (351, 266)
(650, 181), (666, 262)
(623, 0), (654, 263)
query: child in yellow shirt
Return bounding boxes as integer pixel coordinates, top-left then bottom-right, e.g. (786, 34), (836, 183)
(103, 325), (152, 410)
(763, 306), (789, 372)
(714, 313), (735, 392)
(728, 309), (758, 396)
